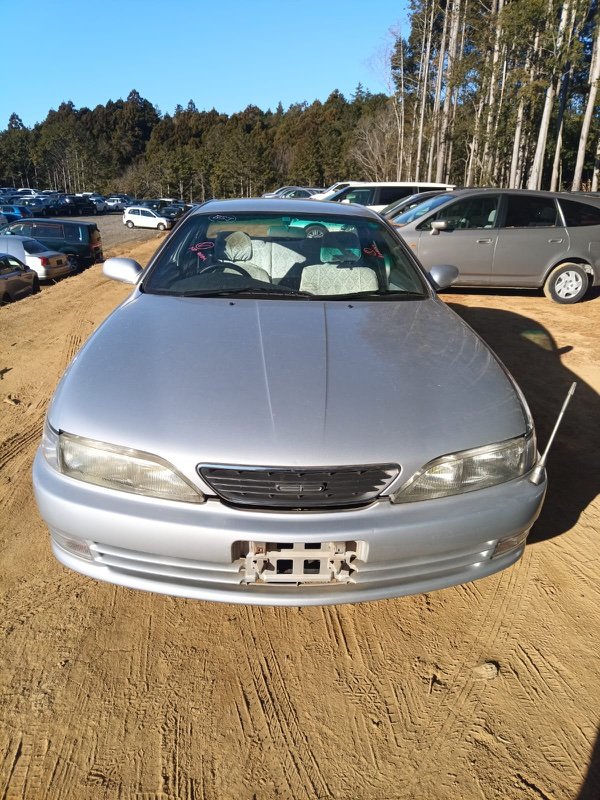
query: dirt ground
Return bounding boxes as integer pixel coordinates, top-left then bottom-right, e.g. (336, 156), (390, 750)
(1, 237), (599, 800)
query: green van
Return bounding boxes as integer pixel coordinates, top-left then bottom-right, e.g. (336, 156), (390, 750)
(0, 218), (103, 268)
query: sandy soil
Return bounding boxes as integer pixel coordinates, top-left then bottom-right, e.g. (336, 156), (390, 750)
(1, 239), (599, 800)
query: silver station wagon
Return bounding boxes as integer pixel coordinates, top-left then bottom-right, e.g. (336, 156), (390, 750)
(33, 199), (547, 606)
(391, 188), (600, 303)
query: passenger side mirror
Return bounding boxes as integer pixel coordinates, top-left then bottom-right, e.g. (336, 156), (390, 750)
(103, 257), (143, 284)
(431, 220), (453, 235)
(428, 264), (459, 291)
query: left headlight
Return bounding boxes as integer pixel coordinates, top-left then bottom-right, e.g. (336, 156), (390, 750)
(41, 424), (204, 503)
(391, 434), (537, 503)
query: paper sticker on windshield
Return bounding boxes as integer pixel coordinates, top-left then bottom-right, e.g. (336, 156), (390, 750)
(189, 241), (214, 261)
(209, 214), (236, 222)
(363, 242), (383, 258)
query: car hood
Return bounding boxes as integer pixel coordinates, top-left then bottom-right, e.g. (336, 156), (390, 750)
(49, 294), (528, 489)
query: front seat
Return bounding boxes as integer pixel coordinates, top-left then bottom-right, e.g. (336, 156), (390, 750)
(214, 231), (270, 282)
(300, 231), (379, 295)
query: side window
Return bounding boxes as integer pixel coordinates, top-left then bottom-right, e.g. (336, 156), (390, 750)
(503, 196), (558, 228)
(142, 210), (153, 217)
(64, 225), (81, 242)
(7, 257), (24, 270)
(0, 258), (11, 275)
(377, 187), (413, 205)
(419, 195), (500, 231)
(9, 223), (27, 235)
(131, 209), (140, 216)
(559, 199), (600, 227)
(341, 188), (374, 205)
(32, 223), (63, 238)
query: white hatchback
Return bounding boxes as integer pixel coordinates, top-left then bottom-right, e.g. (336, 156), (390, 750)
(123, 207), (172, 231)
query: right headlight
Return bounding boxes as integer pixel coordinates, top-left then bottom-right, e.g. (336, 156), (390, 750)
(391, 433), (537, 503)
(41, 423), (204, 504)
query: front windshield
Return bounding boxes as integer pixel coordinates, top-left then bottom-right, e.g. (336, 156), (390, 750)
(392, 192), (454, 226)
(143, 212), (428, 299)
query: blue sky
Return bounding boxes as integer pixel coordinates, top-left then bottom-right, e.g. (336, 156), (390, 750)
(2, 0), (409, 129)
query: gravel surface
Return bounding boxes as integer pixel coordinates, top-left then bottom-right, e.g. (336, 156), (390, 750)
(67, 212), (164, 252)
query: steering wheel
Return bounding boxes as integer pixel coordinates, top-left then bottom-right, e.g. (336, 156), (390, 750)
(198, 262), (252, 279)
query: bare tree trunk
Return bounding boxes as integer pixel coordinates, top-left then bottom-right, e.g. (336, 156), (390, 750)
(550, 64), (573, 191)
(573, 22), (600, 190)
(528, 0), (571, 189)
(415, 0), (436, 180)
(591, 135), (600, 191)
(509, 97), (526, 187)
(436, 0), (462, 182)
(427, 6), (449, 181)
(480, 0), (505, 183)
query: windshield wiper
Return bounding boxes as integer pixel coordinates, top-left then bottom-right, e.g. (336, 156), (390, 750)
(175, 286), (314, 298)
(309, 289), (427, 300)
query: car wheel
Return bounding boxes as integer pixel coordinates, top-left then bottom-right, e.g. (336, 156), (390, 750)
(304, 224), (327, 239)
(543, 263), (589, 304)
(157, 223), (166, 231)
(126, 221), (134, 229)
(32, 277), (40, 294)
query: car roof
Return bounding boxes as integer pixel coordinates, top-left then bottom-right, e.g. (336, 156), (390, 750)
(429, 187), (600, 202)
(188, 197), (385, 220)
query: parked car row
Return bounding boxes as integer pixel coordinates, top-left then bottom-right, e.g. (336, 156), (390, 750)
(264, 180), (600, 303)
(0, 218), (103, 267)
(0, 188), (193, 219)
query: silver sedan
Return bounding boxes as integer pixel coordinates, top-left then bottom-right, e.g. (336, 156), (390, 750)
(33, 199), (546, 605)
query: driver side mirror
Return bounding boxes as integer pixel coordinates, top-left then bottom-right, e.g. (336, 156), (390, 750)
(430, 220), (453, 236)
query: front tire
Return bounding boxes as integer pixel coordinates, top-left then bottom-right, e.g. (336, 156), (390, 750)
(157, 223), (166, 231)
(543, 263), (588, 304)
(126, 220), (134, 229)
(32, 277), (40, 294)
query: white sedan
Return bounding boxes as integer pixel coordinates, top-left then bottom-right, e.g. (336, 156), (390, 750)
(123, 207), (172, 231)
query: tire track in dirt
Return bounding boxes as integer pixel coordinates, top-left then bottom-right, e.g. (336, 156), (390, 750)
(383, 548), (540, 794)
(237, 606), (333, 800)
(0, 421), (43, 517)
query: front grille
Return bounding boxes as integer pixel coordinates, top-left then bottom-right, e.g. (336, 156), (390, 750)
(198, 464), (399, 509)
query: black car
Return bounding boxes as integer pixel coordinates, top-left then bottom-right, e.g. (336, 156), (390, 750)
(0, 218), (103, 268)
(63, 196), (97, 216)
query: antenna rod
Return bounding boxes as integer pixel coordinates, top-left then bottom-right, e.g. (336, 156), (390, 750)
(529, 382), (577, 485)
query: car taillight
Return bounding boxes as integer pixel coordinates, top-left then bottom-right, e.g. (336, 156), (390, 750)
(40, 257), (49, 266)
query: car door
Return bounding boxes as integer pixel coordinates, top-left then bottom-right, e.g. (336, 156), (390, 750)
(0, 256), (30, 301)
(492, 194), (567, 286)
(414, 193), (501, 284)
(140, 209), (156, 228)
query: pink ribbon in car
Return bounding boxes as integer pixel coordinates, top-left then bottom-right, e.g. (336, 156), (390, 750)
(189, 241), (215, 261)
(363, 242), (383, 258)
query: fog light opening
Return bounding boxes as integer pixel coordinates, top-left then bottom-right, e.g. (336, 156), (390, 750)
(52, 531), (94, 561)
(493, 530), (530, 558)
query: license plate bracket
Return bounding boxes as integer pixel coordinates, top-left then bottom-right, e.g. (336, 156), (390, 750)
(243, 540), (358, 585)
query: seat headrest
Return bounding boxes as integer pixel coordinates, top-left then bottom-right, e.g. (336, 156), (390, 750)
(215, 230), (253, 262)
(320, 231), (361, 263)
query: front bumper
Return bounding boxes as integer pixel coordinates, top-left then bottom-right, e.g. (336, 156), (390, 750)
(33, 450), (546, 606)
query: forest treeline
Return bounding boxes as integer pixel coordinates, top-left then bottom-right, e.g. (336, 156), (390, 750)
(0, 0), (598, 199)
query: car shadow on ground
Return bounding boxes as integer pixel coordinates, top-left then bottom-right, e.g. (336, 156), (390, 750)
(447, 301), (600, 543)
(578, 727), (600, 799)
